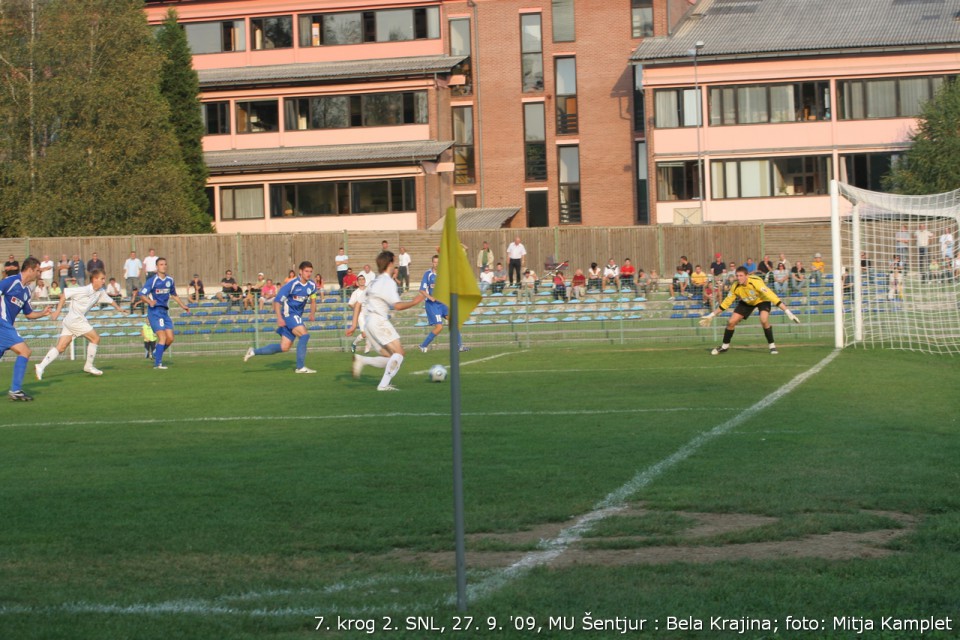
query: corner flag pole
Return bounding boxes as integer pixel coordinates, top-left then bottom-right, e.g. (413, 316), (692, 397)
(449, 294), (467, 611)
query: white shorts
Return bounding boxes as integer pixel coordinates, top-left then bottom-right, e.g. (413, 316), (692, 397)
(60, 316), (94, 338)
(364, 315), (400, 352)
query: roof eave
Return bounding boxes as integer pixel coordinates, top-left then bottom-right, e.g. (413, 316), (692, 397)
(631, 43), (960, 66)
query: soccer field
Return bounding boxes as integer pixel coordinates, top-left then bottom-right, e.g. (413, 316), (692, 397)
(1, 344), (958, 639)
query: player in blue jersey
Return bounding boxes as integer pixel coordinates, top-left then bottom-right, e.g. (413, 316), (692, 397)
(244, 261), (318, 373)
(1, 257), (54, 400)
(138, 258), (190, 370)
(417, 254), (469, 353)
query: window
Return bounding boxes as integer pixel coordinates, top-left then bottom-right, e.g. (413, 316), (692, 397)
(523, 103), (547, 181)
(236, 100), (279, 133)
(520, 14), (543, 93)
(838, 75), (952, 120)
(633, 65), (646, 133)
(183, 20), (245, 54)
(454, 193), (477, 209)
(709, 81), (830, 125)
(297, 8), (439, 47)
(221, 186), (264, 220)
(555, 57), (578, 134)
(710, 155), (831, 199)
(202, 102), (229, 135)
(284, 92), (426, 131)
(449, 19), (472, 97)
(453, 106), (475, 184)
(268, 179), (415, 217)
(841, 153), (902, 192)
(251, 15), (292, 50)
(654, 88), (700, 128)
(637, 142), (649, 224)
(527, 191), (549, 227)
(631, 0), (653, 38)
(552, 0), (575, 42)
(558, 146), (581, 224)
(656, 161), (700, 201)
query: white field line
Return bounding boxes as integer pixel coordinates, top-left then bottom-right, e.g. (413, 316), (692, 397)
(463, 364), (810, 375)
(410, 350), (524, 375)
(458, 348), (842, 604)
(0, 407), (741, 431)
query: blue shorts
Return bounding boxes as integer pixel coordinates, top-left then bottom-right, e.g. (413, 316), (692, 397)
(425, 300), (449, 326)
(0, 323), (25, 358)
(276, 314), (305, 341)
(147, 307), (173, 333)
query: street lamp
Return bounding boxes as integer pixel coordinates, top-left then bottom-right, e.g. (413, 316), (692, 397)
(690, 41), (705, 218)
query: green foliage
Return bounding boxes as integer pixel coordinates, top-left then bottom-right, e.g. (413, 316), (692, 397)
(884, 79), (960, 194)
(0, 0), (207, 236)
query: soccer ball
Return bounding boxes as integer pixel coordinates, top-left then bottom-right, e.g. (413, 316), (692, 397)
(429, 364), (448, 382)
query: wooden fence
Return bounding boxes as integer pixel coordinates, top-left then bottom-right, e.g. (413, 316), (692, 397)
(2, 221), (837, 287)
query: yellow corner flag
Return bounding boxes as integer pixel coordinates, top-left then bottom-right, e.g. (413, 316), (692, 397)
(434, 207), (481, 329)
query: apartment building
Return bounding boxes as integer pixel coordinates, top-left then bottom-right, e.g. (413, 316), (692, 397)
(631, 0), (960, 224)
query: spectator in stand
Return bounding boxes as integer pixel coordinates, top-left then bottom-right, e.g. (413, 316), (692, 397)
(940, 227), (955, 264)
(244, 273), (267, 310)
(313, 274), (324, 297)
(569, 268), (587, 300)
(69, 254), (86, 286)
(57, 254), (71, 289)
(479, 265), (494, 295)
(790, 260), (807, 292)
(215, 269), (243, 307)
(916, 223), (933, 278)
(86, 252), (105, 275)
(34, 278), (48, 301)
(742, 257), (757, 273)
(490, 262), (507, 294)
(690, 265), (708, 297)
(342, 267), (358, 294)
(552, 271), (567, 301)
(709, 253), (725, 278)
(772, 262), (789, 295)
(360, 264), (375, 284)
(809, 252), (826, 285)
(777, 252), (790, 270)
(677, 256), (693, 277)
(259, 278), (277, 310)
(519, 269), (537, 303)
(335, 247), (349, 289)
(187, 274), (205, 303)
(620, 259), (637, 291)
(142, 248), (159, 282)
(648, 269), (660, 294)
(506, 236), (527, 287)
(381, 240), (390, 253)
(723, 264), (738, 297)
(888, 260), (904, 300)
(601, 258), (620, 291)
(636, 269), (651, 298)
(3, 254), (19, 277)
(106, 277), (123, 304)
(122, 251), (142, 300)
(757, 255), (774, 284)
(141, 320), (157, 360)
(476, 241), (495, 276)
(669, 265), (689, 299)
(48, 280), (62, 300)
(895, 224), (911, 263)
(587, 262), (602, 291)
(396, 247), (412, 292)
(39, 255), (55, 290)
(859, 251), (872, 275)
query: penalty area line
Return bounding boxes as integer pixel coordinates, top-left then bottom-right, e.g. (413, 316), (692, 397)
(458, 348), (842, 605)
(410, 349), (526, 375)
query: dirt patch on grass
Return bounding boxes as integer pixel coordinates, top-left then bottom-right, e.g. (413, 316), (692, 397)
(395, 507), (917, 571)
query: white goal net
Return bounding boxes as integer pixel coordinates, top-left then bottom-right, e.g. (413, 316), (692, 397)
(832, 181), (960, 354)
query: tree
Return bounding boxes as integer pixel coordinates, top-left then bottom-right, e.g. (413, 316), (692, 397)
(155, 8), (211, 230)
(0, 0), (207, 236)
(884, 79), (960, 195)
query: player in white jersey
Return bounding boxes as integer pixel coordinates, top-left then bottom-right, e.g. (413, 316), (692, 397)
(346, 251), (424, 391)
(35, 269), (129, 379)
(347, 274), (370, 353)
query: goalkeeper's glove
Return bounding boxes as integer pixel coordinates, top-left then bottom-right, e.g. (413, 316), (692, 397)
(784, 308), (800, 324)
(698, 312), (715, 328)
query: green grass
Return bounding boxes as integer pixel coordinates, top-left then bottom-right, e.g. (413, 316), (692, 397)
(1, 344), (958, 638)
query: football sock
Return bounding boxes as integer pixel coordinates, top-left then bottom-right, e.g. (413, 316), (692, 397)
(379, 353), (404, 388)
(39, 347), (59, 371)
(359, 355), (389, 368)
(296, 334), (310, 369)
(352, 334), (363, 346)
(763, 326), (775, 345)
(421, 332), (437, 349)
(154, 343), (166, 366)
(255, 343), (283, 357)
(85, 343), (98, 368)
(12, 355), (28, 391)
(722, 328), (735, 345)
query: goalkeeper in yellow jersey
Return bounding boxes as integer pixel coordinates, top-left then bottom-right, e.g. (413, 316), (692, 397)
(699, 266), (800, 355)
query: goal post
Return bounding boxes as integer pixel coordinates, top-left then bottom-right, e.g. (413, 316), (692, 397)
(831, 180), (960, 354)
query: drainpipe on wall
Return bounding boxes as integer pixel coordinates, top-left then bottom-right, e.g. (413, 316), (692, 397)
(468, 0), (484, 207)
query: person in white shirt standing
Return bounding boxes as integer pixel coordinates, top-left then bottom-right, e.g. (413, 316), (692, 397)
(142, 248), (159, 282)
(334, 247), (349, 290)
(39, 255), (55, 290)
(123, 251), (143, 300)
(346, 251), (424, 391)
(915, 224), (933, 280)
(506, 236), (527, 287)
(396, 247), (413, 292)
(35, 269), (129, 379)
